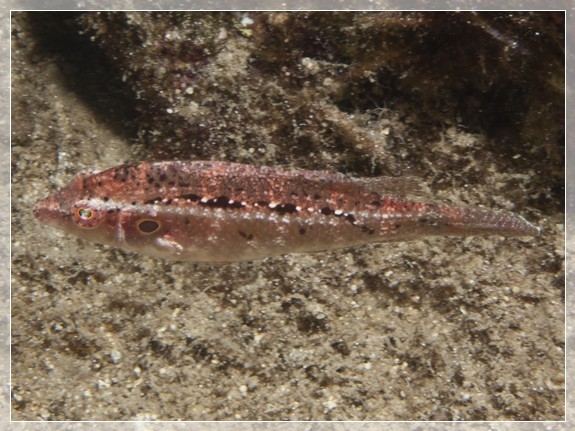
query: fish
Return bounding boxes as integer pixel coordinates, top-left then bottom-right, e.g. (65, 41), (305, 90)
(33, 161), (540, 262)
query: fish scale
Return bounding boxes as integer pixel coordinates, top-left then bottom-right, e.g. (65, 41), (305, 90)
(33, 161), (540, 262)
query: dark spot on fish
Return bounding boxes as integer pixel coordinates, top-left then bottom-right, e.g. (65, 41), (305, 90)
(361, 226), (375, 235)
(196, 195), (245, 209)
(370, 200), (381, 207)
(290, 191), (298, 197)
(238, 230), (254, 240)
(154, 182), (161, 189)
(299, 227), (306, 235)
(184, 218), (190, 225)
(168, 180), (175, 186)
(144, 196), (162, 205)
(320, 207), (332, 215)
(314, 193), (322, 200)
(159, 173), (167, 182)
(107, 209), (115, 214)
(418, 218), (441, 228)
(131, 201), (137, 205)
(102, 196), (109, 202)
(256, 200), (269, 207)
(137, 219), (160, 234)
(164, 198), (172, 205)
(345, 213), (360, 227)
(97, 181), (103, 187)
(113, 166), (131, 182)
(147, 177), (154, 184)
(209, 196), (229, 206)
(275, 203), (298, 214)
(179, 193), (200, 202)
(222, 197), (245, 209)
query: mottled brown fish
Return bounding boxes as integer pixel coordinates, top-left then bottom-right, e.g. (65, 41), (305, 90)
(33, 161), (539, 262)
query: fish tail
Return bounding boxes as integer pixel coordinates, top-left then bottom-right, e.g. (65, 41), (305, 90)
(438, 205), (540, 237)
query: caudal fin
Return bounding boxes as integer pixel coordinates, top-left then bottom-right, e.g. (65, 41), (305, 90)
(442, 206), (540, 237)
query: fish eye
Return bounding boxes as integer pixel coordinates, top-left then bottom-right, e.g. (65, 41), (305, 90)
(72, 204), (105, 229)
(77, 208), (94, 220)
(136, 218), (161, 234)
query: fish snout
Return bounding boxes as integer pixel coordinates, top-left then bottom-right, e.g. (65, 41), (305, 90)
(32, 198), (49, 221)
(33, 195), (67, 228)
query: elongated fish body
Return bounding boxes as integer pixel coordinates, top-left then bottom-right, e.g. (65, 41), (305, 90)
(33, 161), (539, 262)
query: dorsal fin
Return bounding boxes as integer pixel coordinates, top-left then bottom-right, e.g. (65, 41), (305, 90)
(302, 173), (430, 201)
(354, 176), (430, 200)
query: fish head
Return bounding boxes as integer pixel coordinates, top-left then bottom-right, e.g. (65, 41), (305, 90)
(33, 172), (120, 247)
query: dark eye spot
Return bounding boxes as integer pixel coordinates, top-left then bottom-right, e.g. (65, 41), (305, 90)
(137, 219), (160, 234)
(238, 230), (254, 240)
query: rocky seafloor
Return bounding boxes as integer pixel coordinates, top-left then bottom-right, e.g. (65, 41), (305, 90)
(11, 11), (564, 420)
